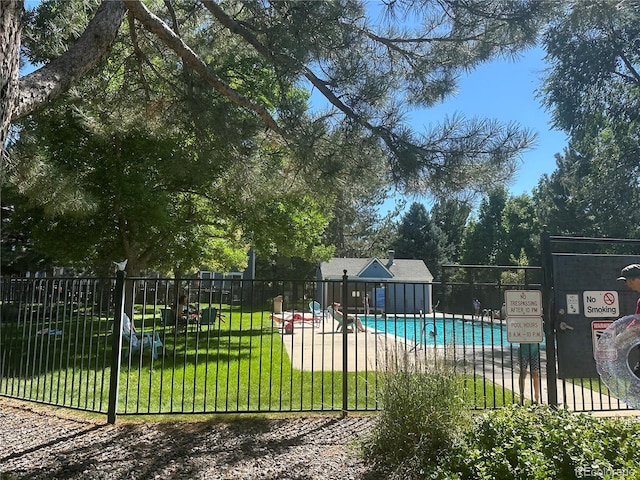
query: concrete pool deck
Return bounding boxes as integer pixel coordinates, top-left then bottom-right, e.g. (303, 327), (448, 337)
(276, 313), (640, 413)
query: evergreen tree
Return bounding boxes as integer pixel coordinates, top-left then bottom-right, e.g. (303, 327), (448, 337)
(461, 188), (508, 265)
(5, 0), (552, 198)
(393, 202), (449, 274)
(430, 198), (471, 264)
(502, 193), (540, 264)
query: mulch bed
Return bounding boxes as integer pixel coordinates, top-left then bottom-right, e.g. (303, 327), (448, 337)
(0, 398), (385, 480)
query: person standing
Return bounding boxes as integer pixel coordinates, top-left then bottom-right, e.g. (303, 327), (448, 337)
(617, 264), (640, 313)
(472, 298), (481, 319)
(518, 342), (541, 404)
(363, 293), (370, 316)
(616, 264), (640, 376)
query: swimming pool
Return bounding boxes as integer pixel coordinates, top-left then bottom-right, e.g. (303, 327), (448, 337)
(362, 315), (510, 347)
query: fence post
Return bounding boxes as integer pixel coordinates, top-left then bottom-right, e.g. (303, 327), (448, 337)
(342, 270), (349, 418)
(540, 227), (558, 408)
(107, 270), (126, 424)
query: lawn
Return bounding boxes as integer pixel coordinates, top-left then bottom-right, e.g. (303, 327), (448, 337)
(0, 304), (517, 415)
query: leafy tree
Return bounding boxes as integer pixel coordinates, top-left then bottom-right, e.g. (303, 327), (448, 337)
(501, 193), (540, 264)
(461, 188), (540, 267)
(532, 148), (588, 236)
(538, 1), (640, 239)
(0, 184), (55, 275)
(541, 0), (640, 141)
(393, 202), (449, 274)
(534, 130), (640, 239)
(6, 1), (333, 275)
(318, 128), (401, 258)
(4, 0), (552, 199)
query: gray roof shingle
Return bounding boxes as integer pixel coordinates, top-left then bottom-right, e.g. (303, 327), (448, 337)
(320, 257), (433, 282)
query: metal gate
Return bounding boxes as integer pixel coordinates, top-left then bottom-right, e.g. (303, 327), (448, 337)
(542, 232), (640, 411)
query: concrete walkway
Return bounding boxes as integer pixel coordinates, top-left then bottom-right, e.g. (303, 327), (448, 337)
(276, 314), (640, 414)
(277, 317), (396, 373)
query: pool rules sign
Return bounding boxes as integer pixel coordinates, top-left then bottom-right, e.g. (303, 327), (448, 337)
(505, 290), (543, 343)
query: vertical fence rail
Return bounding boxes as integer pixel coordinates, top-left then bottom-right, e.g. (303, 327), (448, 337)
(108, 270), (125, 423)
(7, 264), (635, 417)
(341, 271), (349, 417)
(541, 228), (559, 408)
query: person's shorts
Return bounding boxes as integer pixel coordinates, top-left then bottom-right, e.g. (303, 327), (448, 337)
(518, 349), (540, 371)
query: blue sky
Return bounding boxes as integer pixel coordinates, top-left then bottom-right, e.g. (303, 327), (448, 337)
(411, 46), (567, 197)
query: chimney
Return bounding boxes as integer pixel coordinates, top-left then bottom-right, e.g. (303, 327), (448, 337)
(386, 250), (395, 267)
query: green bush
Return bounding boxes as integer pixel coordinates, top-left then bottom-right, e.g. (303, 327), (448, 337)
(364, 378), (640, 480)
(362, 353), (470, 479)
(456, 405), (640, 480)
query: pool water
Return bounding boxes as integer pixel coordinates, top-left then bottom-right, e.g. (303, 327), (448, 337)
(362, 315), (510, 347)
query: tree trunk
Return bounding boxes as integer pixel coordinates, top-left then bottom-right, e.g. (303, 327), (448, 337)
(1, 1), (126, 157)
(0, 0), (23, 159)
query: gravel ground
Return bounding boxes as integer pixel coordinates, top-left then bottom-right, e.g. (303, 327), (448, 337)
(0, 399), (386, 480)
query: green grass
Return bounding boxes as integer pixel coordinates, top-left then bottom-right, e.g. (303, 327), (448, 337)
(1, 307), (516, 415)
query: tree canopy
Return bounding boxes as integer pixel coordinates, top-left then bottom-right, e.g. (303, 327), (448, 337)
(2, 0), (568, 276)
(393, 202), (450, 273)
(536, 0), (640, 240)
(6, 0), (337, 275)
(4, 0), (551, 196)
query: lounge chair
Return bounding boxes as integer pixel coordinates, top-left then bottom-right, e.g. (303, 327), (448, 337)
(327, 305), (365, 333)
(120, 314), (163, 361)
(309, 301), (324, 325)
(327, 305), (350, 332)
(199, 307), (225, 329)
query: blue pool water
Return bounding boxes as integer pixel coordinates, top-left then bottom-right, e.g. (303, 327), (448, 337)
(362, 315), (511, 347)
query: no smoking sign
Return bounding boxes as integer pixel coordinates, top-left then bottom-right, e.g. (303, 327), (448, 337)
(583, 291), (619, 318)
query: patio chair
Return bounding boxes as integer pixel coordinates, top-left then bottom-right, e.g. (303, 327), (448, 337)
(160, 307), (195, 331)
(121, 329), (163, 361)
(309, 301), (324, 325)
(199, 307), (225, 329)
(160, 308), (176, 329)
(327, 305), (349, 332)
(327, 305), (365, 333)
(120, 314), (163, 361)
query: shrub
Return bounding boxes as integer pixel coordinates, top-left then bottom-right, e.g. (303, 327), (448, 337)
(456, 405), (640, 479)
(364, 378), (640, 480)
(362, 351), (470, 479)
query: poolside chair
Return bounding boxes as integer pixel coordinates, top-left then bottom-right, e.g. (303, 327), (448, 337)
(327, 305), (350, 332)
(199, 307), (225, 329)
(309, 301), (324, 326)
(327, 305), (366, 333)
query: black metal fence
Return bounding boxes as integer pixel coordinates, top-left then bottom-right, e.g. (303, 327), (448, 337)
(2, 264), (630, 421)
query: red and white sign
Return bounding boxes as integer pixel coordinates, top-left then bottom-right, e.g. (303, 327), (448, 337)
(583, 291), (619, 318)
(592, 320), (615, 360)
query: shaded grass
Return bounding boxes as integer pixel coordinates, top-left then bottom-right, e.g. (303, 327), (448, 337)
(1, 308), (515, 415)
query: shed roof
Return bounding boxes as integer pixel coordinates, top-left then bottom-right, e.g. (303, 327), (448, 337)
(320, 257), (433, 282)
